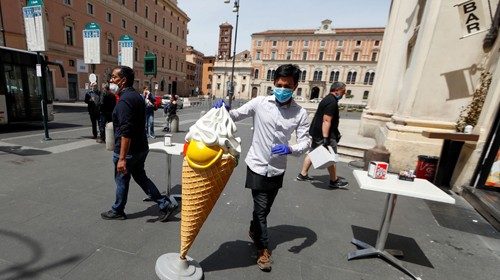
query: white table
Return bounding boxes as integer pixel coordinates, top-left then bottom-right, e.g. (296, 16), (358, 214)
(149, 141), (184, 206)
(348, 170), (455, 280)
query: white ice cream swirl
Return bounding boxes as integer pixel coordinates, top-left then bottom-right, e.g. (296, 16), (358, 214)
(185, 107), (241, 156)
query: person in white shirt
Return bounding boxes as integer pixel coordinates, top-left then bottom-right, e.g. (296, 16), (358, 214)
(214, 64), (310, 272)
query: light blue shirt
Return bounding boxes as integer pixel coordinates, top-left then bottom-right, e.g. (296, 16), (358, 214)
(230, 96), (311, 177)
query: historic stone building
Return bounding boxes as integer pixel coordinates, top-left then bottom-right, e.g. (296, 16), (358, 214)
(186, 45), (204, 95)
(211, 19), (384, 105)
(359, 0), (499, 227)
(250, 19), (384, 105)
(201, 56), (215, 95)
(0, 0), (189, 100)
(212, 50), (252, 99)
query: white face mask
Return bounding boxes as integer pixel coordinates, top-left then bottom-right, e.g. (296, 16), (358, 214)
(109, 83), (119, 94)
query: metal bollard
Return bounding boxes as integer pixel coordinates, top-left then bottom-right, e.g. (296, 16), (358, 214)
(170, 115), (179, 132)
(105, 122), (114, 151)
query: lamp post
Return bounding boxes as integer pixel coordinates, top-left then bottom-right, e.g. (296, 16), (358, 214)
(224, 0), (240, 108)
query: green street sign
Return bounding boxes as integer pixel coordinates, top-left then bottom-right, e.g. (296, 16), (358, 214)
(27, 0), (44, 7)
(84, 22), (101, 30)
(144, 51), (157, 76)
(119, 35), (133, 41)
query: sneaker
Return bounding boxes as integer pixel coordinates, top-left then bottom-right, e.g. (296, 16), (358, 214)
(329, 178), (349, 189)
(257, 249), (272, 272)
(296, 173), (314, 181)
(101, 210), (126, 220)
(159, 203), (178, 222)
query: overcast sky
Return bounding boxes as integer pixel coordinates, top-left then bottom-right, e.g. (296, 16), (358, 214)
(177, 0), (392, 56)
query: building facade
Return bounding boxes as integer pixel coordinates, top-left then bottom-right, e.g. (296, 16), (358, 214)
(201, 56), (215, 95)
(212, 50), (252, 99)
(251, 20), (384, 106)
(211, 19), (384, 104)
(185, 45), (204, 96)
(359, 0), (499, 199)
(0, 0), (189, 100)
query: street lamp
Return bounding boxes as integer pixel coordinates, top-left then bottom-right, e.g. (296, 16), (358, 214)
(224, 0), (240, 108)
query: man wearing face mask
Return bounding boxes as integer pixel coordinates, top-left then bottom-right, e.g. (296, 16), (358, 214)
(297, 81), (349, 189)
(213, 64), (310, 272)
(101, 66), (177, 222)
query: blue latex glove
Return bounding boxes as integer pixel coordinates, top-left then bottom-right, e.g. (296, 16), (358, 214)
(213, 99), (230, 110)
(271, 144), (292, 155)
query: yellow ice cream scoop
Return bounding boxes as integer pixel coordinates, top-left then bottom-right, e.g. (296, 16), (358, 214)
(185, 140), (223, 169)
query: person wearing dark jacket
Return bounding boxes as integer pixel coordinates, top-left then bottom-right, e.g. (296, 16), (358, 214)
(162, 95), (178, 132)
(99, 84), (117, 143)
(84, 82), (102, 139)
(100, 66), (177, 221)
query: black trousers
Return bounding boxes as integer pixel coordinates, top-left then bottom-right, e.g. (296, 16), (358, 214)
(250, 188), (279, 250)
(90, 114), (98, 138)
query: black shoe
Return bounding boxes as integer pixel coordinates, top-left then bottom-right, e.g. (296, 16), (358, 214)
(101, 210), (126, 220)
(329, 178), (349, 189)
(159, 203), (178, 222)
(296, 173), (314, 181)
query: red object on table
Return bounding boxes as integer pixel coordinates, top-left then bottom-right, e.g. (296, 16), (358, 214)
(415, 155), (439, 181)
(368, 161), (388, 179)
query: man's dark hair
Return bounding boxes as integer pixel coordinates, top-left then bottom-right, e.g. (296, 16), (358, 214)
(114, 66), (135, 87)
(274, 64), (301, 85)
(330, 81), (346, 92)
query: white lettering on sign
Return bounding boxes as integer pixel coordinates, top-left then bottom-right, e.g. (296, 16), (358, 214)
(457, 0), (488, 38)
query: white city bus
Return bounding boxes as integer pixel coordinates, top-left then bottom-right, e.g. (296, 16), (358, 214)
(0, 46), (56, 125)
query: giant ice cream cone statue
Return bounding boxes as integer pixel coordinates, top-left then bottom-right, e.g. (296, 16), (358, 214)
(180, 107), (241, 259)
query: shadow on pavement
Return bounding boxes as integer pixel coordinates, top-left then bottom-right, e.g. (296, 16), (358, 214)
(308, 175), (350, 191)
(0, 122), (81, 134)
(0, 229), (82, 280)
(200, 224), (317, 272)
(126, 204), (181, 223)
(350, 225), (434, 268)
(425, 201), (500, 239)
(0, 145), (51, 156)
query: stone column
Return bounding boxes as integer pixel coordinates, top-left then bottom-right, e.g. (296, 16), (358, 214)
(359, 0), (419, 142)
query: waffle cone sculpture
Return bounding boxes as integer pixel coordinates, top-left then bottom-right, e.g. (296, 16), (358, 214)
(180, 106), (241, 259)
(180, 154), (236, 259)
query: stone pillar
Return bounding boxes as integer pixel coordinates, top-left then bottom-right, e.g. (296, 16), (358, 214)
(359, 0), (420, 142)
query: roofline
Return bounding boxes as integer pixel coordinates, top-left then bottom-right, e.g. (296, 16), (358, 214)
(252, 27), (385, 36)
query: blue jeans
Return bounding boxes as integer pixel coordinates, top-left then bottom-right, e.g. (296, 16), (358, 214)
(111, 151), (169, 214)
(146, 111), (155, 137)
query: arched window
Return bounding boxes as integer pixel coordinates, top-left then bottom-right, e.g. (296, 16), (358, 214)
(301, 70), (307, 82)
(363, 91), (369, 99)
(364, 72), (370, 85)
(364, 71), (375, 85)
(266, 70), (272, 81)
(254, 69), (259, 79)
(313, 71), (322, 81)
(369, 72), (375, 85)
(267, 86), (272, 95)
(347, 71), (357, 84)
(297, 88), (302, 96)
(271, 70), (276, 80)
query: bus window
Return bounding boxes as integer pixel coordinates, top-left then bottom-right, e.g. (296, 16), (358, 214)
(4, 63), (26, 121)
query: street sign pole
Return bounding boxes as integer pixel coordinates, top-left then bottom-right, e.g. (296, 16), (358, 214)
(37, 51), (50, 140)
(23, 0), (50, 140)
